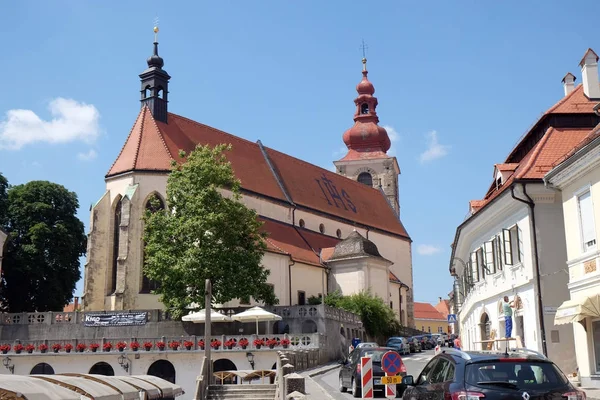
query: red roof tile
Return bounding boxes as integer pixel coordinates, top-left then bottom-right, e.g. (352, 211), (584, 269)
(545, 84), (600, 114)
(413, 302), (447, 321)
(320, 247), (335, 262)
(389, 271), (403, 284)
(434, 300), (450, 317)
(108, 109), (410, 239)
(553, 123), (600, 167)
(495, 163), (519, 172)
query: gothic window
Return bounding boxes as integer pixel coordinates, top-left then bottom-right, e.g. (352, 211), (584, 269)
(360, 103), (369, 114)
(142, 195), (164, 293)
(357, 172), (373, 187)
(110, 197), (122, 295)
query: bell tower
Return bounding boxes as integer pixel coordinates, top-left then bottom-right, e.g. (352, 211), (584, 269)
(334, 57), (401, 216)
(139, 26), (170, 123)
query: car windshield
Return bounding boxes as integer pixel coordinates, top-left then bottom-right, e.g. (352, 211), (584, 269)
(465, 361), (569, 391)
(361, 350), (389, 362)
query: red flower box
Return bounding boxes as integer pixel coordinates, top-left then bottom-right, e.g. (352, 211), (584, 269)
(103, 342), (113, 352)
(14, 344), (24, 354)
(210, 340), (222, 349)
(0, 344), (10, 354)
(76, 343), (87, 352)
(169, 341), (180, 350)
(239, 338), (249, 349)
(156, 341), (166, 350)
(39, 344), (48, 353)
(130, 341), (140, 351)
(253, 338), (264, 348)
(183, 341), (194, 350)
(52, 343), (62, 353)
(116, 341), (127, 351)
(198, 340), (205, 349)
(64, 343), (73, 353)
(224, 339), (236, 349)
(26, 344), (36, 353)
(143, 342), (153, 351)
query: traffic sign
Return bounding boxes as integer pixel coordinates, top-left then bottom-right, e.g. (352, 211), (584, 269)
(381, 376), (402, 385)
(360, 356), (374, 398)
(448, 314), (457, 323)
(381, 351), (403, 375)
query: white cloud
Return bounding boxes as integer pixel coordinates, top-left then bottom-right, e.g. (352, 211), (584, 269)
(77, 149), (97, 161)
(0, 98), (100, 150)
(417, 244), (441, 256)
(419, 130), (450, 163)
(382, 125), (400, 156)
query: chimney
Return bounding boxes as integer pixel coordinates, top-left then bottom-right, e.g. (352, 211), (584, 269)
(579, 48), (600, 99)
(438, 296), (442, 303)
(74, 296), (79, 311)
(562, 72), (576, 96)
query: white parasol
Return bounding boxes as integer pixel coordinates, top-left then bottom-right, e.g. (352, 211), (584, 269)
(232, 306), (282, 334)
(182, 308), (232, 323)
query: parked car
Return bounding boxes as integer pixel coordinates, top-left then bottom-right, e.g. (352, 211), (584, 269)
(448, 334), (457, 348)
(386, 337), (410, 355)
(415, 335), (434, 350)
(355, 342), (378, 350)
(407, 337), (422, 353)
(402, 348), (585, 400)
(339, 346), (407, 398)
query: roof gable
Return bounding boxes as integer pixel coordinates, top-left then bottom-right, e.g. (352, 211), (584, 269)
(413, 302), (446, 321)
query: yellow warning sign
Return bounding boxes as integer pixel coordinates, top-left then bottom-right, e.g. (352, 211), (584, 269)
(381, 376), (401, 385)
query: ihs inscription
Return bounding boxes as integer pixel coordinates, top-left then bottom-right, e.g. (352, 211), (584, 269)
(315, 174), (357, 213)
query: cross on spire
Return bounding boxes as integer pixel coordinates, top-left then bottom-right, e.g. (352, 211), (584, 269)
(360, 39), (368, 59)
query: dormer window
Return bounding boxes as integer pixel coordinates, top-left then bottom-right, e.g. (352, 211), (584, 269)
(360, 103), (369, 114)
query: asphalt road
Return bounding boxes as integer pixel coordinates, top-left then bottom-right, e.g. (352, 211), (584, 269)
(312, 349), (436, 399)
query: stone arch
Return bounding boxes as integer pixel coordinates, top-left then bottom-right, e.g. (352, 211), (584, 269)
(301, 319), (317, 333)
(479, 311), (491, 342)
(143, 191), (166, 212)
(109, 195), (123, 295)
(273, 321), (289, 334)
(30, 363), (54, 375)
(357, 172), (373, 187)
(213, 359), (238, 384)
(148, 360), (176, 384)
(89, 362), (114, 376)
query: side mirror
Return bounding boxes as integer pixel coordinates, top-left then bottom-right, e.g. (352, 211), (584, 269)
(402, 375), (415, 386)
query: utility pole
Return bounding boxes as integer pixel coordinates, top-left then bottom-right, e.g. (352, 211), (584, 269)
(204, 279), (212, 384)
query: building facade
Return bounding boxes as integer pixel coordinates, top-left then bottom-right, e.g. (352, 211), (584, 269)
(545, 124), (600, 388)
(414, 302), (448, 334)
(82, 33), (414, 327)
(449, 48), (600, 375)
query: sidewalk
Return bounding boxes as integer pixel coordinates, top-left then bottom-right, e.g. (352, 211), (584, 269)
(301, 362), (341, 399)
(581, 387), (600, 400)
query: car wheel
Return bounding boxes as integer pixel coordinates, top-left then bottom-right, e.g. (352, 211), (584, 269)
(339, 375), (347, 392)
(352, 377), (361, 398)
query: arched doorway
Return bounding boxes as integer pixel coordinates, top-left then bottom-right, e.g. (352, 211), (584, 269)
(30, 363), (54, 375)
(213, 359), (238, 384)
(301, 320), (317, 333)
(89, 362), (114, 376)
(480, 312), (491, 346)
(148, 360), (176, 384)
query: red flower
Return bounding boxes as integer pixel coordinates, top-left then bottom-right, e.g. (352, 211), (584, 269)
(198, 340), (205, 347)
(183, 341), (194, 348)
(169, 341), (180, 349)
(0, 344), (10, 352)
(143, 341), (153, 349)
(64, 344), (74, 351)
(102, 342), (112, 350)
(130, 341), (140, 350)
(266, 339), (279, 347)
(280, 338), (290, 346)
(26, 344), (36, 351)
(210, 340), (222, 348)
(253, 338), (265, 346)
(14, 344), (24, 352)
(156, 341), (166, 349)
(52, 343), (62, 351)
(238, 338), (249, 347)
(224, 339), (236, 348)
(76, 343), (87, 351)
(116, 341), (127, 350)
(38, 344), (48, 351)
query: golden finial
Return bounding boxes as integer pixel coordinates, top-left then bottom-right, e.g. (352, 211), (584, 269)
(360, 40), (368, 71)
(153, 17), (159, 42)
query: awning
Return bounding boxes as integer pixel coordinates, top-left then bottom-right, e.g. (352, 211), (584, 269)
(31, 375), (122, 400)
(62, 373), (141, 400)
(0, 375), (82, 400)
(114, 376), (162, 399)
(554, 294), (600, 325)
(130, 375), (184, 398)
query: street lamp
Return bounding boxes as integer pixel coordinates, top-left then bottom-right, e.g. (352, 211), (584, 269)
(3, 357), (14, 374)
(117, 354), (129, 373)
(246, 352), (255, 369)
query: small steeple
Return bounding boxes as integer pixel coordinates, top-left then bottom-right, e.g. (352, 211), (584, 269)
(139, 25), (171, 123)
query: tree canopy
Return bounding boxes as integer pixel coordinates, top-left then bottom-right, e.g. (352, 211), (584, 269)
(143, 144), (277, 318)
(324, 290), (401, 339)
(0, 179), (87, 312)
(0, 173), (8, 227)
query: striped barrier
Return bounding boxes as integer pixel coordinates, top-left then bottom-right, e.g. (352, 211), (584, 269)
(360, 356), (373, 398)
(385, 373), (396, 398)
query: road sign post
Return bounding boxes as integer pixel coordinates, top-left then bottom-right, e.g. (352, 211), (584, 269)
(360, 356), (373, 398)
(381, 351), (403, 399)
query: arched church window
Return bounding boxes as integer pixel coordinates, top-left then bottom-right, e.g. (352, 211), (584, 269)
(357, 172), (373, 187)
(360, 103), (369, 114)
(142, 195), (164, 294)
(110, 197), (122, 295)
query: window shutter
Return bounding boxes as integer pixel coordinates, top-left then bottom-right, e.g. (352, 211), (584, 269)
(477, 248), (485, 278)
(503, 228), (513, 265)
(470, 252), (479, 282)
(517, 224), (524, 262)
(485, 241), (496, 274)
(494, 235), (503, 270)
(578, 191), (597, 251)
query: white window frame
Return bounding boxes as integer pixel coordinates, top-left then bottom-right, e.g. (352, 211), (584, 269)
(494, 235), (503, 271)
(477, 248), (485, 279)
(575, 186), (597, 254)
(470, 252), (479, 283)
(484, 240), (497, 275)
(503, 224), (522, 265)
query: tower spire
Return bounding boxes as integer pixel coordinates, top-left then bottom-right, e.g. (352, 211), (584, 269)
(139, 23), (170, 123)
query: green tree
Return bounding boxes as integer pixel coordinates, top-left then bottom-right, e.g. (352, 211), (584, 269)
(143, 144), (277, 318)
(325, 290), (401, 339)
(0, 180), (87, 312)
(0, 173), (8, 226)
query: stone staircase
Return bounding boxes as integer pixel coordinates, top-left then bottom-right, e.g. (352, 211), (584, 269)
(207, 384), (276, 400)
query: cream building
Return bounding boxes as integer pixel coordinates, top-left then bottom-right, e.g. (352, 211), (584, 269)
(449, 48), (600, 375)
(545, 120), (600, 388)
(82, 35), (414, 327)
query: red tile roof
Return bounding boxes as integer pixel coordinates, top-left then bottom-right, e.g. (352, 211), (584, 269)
(552, 123), (600, 167)
(320, 247), (335, 262)
(495, 163), (519, 172)
(108, 108), (410, 239)
(413, 302), (447, 321)
(389, 271), (403, 284)
(545, 84), (599, 114)
(434, 300), (450, 317)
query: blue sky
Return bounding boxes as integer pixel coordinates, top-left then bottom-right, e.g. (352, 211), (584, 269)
(1, 1), (599, 307)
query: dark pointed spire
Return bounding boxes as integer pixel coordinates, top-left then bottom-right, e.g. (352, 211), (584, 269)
(139, 25), (170, 123)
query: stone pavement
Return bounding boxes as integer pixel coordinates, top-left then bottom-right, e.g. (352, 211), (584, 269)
(300, 362), (341, 399)
(581, 387), (600, 400)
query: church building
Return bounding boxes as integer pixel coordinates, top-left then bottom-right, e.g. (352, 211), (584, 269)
(82, 31), (415, 328)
